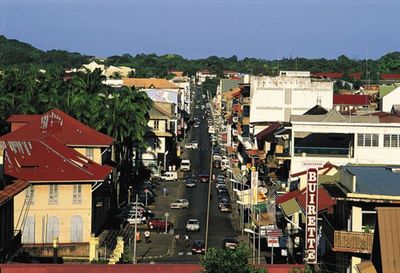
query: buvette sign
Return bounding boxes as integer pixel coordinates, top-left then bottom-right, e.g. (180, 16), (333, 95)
(306, 168), (318, 264)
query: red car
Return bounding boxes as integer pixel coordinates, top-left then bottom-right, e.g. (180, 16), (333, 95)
(199, 174), (209, 183)
(148, 218), (174, 232)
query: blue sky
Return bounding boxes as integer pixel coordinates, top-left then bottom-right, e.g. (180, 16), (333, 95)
(0, 0), (399, 60)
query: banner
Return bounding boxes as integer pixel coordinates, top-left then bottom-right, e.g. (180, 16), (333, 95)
(306, 168), (318, 264)
(250, 167), (258, 205)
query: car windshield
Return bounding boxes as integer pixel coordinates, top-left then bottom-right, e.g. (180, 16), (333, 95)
(188, 220), (198, 224)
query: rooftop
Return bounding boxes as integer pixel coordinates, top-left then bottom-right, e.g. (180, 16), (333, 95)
(123, 78), (179, 89)
(291, 109), (379, 124)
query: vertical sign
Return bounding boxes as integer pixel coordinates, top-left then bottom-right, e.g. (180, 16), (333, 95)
(306, 168), (318, 264)
(250, 167), (258, 205)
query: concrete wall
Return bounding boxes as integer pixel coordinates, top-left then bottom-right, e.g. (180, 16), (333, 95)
(73, 148), (102, 165)
(250, 76), (333, 123)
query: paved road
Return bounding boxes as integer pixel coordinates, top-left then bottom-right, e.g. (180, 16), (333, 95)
(162, 90), (238, 262)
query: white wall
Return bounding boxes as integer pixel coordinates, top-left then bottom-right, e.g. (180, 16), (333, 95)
(382, 86), (400, 112)
(250, 76), (333, 123)
(290, 122), (400, 173)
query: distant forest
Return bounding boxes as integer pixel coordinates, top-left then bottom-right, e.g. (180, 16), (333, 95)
(1, 35), (400, 82)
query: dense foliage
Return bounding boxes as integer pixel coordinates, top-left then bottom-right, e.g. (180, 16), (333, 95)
(0, 65), (152, 194)
(200, 244), (266, 273)
(0, 35), (90, 67)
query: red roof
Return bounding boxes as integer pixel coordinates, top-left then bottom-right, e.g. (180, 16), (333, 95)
(312, 72), (362, 80)
(296, 187), (336, 213)
(2, 136), (112, 182)
(366, 112), (400, 123)
(255, 122), (281, 140)
(0, 179), (29, 205)
(7, 114), (41, 123)
(3, 109), (114, 146)
(333, 94), (369, 106)
(0, 264), (304, 273)
(276, 189), (300, 205)
(380, 73), (400, 80)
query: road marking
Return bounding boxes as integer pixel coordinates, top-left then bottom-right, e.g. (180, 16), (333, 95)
(178, 252), (184, 255)
(186, 252), (192, 255)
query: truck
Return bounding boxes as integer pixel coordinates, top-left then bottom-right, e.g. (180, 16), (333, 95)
(181, 159), (191, 172)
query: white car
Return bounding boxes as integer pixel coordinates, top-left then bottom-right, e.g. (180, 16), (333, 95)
(126, 213), (146, 225)
(186, 219), (200, 232)
(185, 142), (193, 149)
(191, 141), (198, 149)
(170, 199), (189, 209)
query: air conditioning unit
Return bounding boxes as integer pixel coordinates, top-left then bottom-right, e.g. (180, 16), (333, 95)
(232, 117), (239, 123)
(232, 130), (238, 136)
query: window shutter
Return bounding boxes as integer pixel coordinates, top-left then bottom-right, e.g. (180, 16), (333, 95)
(70, 215), (83, 242)
(22, 216), (35, 244)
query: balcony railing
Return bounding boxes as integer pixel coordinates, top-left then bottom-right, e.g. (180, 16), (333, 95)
(322, 216), (373, 254)
(294, 146), (350, 157)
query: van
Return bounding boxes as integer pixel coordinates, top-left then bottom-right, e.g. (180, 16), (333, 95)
(221, 159), (229, 170)
(181, 159), (191, 172)
(160, 171), (178, 181)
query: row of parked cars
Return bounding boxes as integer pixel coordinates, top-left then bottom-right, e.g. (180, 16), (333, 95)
(215, 175), (232, 213)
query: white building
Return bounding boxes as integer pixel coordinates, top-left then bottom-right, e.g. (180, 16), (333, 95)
(196, 70), (217, 85)
(381, 85), (400, 112)
(250, 74), (333, 123)
(289, 109), (400, 173)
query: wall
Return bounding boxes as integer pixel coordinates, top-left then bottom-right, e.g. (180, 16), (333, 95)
(73, 148), (102, 165)
(14, 184), (92, 244)
(382, 86), (400, 112)
(250, 76), (333, 123)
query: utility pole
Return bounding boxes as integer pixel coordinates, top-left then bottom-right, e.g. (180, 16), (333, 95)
(133, 194), (138, 264)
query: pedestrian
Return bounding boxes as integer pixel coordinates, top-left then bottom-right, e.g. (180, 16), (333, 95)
(174, 234), (180, 246)
(184, 234), (190, 248)
(135, 231), (141, 243)
(144, 230), (151, 244)
(163, 187), (168, 197)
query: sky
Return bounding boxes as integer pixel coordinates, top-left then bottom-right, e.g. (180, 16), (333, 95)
(0, 0), (399, 60)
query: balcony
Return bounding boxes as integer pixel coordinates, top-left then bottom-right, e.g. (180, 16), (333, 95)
(322, 216), (373, 254)
(294, 146), (351, 157)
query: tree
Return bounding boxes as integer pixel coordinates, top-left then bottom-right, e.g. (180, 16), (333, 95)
(200, 244), (266, 273)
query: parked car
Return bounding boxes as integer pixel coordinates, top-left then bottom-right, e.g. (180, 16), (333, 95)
(213, 152), (222, 161)
(219, 202), (232, 213)
(223, 237), (239, 250)
(126, 213), (147, 225)
(214, 160), (221, 169)
(217, 184), (228, 193)
(170, 199), (189, 209)
(199, 174), (209, 183)
(186, 219), (200, 232)
(148, 218), (174, 232)
(192, 240), (206, 255)
(215, 180), (226, 189)
(185, 142), (194, 149)
(191, 141), (198, 149)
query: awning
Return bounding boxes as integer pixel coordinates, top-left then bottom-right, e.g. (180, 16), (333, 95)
(255, 122), (281, 140)
(279, 199), (301, 217)
(236, 189), (267, 206)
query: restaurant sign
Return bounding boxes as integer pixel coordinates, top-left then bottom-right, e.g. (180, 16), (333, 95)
(306, 168), (318, 264)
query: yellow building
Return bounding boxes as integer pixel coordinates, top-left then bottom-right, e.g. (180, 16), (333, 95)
(2, 109), (115, 246)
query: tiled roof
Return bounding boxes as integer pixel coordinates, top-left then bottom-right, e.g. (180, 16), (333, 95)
(0, 179), (29, 205)
(2, 137), (112, 183)
(380, 73), (400, 80)
(333, 94), (369, 106)
(123, 78), (179, 89)
(2, 109), (114, 146)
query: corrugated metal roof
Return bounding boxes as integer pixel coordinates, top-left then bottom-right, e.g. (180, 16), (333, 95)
(333, 94), (369, 106)
(343, 166), (400, 196)
(2, 109), (114, 146)
(279, 198), (301, 217)
(0, 179), (29, 205)
(7, 114), (41, 123)
(374, 207), (400, 273)
(291, 109), (379, 124)
(3, 136), (112, 183)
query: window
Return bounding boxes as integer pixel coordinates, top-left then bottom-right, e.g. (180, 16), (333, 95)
(73, 184), (82, 204)
(362, 211), (376, 232)
(22, 216), (35, 244)
(46, 216), (60, 243)
(169, 121), (175, 133)
(85, 148), (94, 160)
(357, 134), (379, 147)
(70, 215), (83, 242)
(153, 138), (160, 150)
(153, 120), (159, 131)
(25, 186), (35, 206)
(384, 134), (400, 147)
(49, 185), (59, 205)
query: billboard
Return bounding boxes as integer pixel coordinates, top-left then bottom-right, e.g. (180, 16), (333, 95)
(306, 168), (318, 264)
